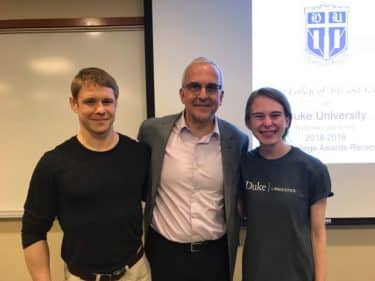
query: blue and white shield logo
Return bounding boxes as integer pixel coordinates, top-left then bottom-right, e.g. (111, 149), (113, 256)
(305, 6), (349, 60)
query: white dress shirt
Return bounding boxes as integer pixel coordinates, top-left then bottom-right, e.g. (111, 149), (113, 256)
(152, 115), (225, 242)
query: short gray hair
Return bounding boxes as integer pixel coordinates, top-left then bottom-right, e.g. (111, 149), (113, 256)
(181, 57), (224, 89)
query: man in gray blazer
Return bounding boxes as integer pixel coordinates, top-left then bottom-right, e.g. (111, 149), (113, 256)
(138, 57), (248, 281)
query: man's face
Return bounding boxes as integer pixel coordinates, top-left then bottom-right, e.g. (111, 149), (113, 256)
(70, 83), (117, 137)
(179, 63), (224, 128)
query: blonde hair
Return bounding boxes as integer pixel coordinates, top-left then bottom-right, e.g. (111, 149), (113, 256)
(71, 67), (119, 99)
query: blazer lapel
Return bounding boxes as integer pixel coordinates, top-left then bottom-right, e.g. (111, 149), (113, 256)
(218, 119), (236, 220)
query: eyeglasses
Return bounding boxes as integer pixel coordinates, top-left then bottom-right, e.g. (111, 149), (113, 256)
(183, 82), (222, 95)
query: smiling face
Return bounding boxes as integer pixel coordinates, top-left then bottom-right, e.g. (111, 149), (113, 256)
(247, 95), (290, 149)
(179, 63), (223, 130)
(70, 83), (117, 138)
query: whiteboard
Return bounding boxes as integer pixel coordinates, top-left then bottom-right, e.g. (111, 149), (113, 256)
(0, 29), (146, 217)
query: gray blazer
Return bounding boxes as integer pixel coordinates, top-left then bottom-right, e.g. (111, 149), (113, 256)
(138, 113), (249, 280)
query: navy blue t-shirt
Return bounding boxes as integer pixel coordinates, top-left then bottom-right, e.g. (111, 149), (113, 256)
(241, 146), (332, 281)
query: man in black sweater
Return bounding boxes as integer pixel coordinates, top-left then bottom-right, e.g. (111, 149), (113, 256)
(22, 67), (151, 281)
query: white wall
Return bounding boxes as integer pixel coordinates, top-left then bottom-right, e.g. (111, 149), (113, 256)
(152, 0), (252, 135)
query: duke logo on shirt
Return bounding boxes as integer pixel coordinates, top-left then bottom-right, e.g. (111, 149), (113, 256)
(245, 181), (267, 192)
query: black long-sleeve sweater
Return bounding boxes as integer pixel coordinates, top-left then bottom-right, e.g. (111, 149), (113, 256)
(22, 134), (149, 273)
